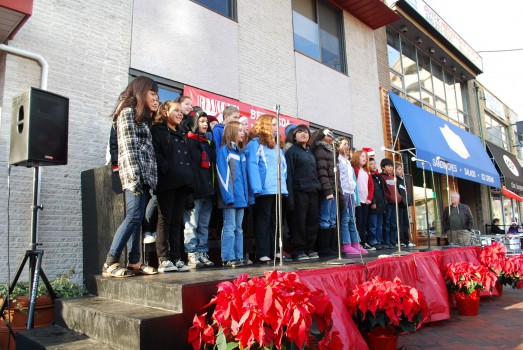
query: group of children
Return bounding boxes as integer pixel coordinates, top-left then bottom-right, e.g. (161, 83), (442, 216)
(102, 76), (414, 278)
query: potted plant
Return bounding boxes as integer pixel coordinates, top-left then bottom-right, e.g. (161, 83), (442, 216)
(479, 242), (523, 294)
(188, 270), (342, 350)
(0, 270), (88, 349)
(441, 262), (497, 316)
(347, 277), (428, 350)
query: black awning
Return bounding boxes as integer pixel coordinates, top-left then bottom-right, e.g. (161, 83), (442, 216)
(486, 141), (523, 192)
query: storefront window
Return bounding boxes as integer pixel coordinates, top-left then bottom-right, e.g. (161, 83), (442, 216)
(485, 112), (509, 150)
(387, 30), (470, 130)
(292, 0), (345, 73)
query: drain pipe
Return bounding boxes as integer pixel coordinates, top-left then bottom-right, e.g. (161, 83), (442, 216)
(0, 44), (48, 90)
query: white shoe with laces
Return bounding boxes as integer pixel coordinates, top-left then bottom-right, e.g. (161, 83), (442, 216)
(175, 259), (190, 272)
(187, 253), (204, 269)
(158, 259), (177, 273)
(407, 242), (416, 247)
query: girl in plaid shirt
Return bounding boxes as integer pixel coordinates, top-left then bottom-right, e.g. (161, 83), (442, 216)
(103, 76), (159, 278)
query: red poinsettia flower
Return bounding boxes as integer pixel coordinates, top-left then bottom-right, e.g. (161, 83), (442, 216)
(442, 262), (497, 295)
(347, 277), (428, 334)
(188, 271), (342, 350)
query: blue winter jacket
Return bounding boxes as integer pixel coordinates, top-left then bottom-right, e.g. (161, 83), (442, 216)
(245, 137), (288, 197)
(216, 143), (249, 208)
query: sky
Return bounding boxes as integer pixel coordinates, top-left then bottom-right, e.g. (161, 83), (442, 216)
(424, 0), (523, 120)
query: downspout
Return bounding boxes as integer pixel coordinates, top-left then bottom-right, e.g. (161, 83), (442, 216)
(0, 44), (49, 245)
(474, 81), (494, 227)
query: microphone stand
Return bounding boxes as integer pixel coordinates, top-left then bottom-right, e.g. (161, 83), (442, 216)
(382, 147), (409, 256)
(441, 157), (452, 246)
(327, 139), (356, 265)
(414, 157), (436, 251)
(273, 105), (283, 267)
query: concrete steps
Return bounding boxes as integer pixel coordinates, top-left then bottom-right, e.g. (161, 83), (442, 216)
(16, 324), (118, 350)
(54, 296), (179, 350)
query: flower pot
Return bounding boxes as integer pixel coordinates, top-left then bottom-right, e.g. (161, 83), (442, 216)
(366, 326), (398, 350)
(454, 290), (480, 316)
(495, 282), (503, 296)
(0, 295), (54, 349)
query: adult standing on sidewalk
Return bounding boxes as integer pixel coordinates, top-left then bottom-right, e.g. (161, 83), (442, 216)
(442, 192), (473, 246)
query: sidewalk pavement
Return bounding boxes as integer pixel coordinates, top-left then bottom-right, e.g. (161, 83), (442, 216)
(397, 287), (523, 349)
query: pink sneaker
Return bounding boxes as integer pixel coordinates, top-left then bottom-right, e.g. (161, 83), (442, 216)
(352, 243), (368, 254)
(342, 244), (360, 254)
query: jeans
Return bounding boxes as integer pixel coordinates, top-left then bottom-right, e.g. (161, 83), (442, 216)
(368, 213), (384, 245)
(183, 197), (213, 253)
(319, 195), (349, 243)
(384, 204), (398, 245)
(344, 193), (359, 245)
(107, 190), (147, 265)
(221, 208), (244, 261)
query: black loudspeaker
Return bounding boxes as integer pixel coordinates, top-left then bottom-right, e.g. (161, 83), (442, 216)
(9, 87), (69, 166)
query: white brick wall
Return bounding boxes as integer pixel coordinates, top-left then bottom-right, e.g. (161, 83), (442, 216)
(0, 0), (132, 283)
(238, 0), (297, 116)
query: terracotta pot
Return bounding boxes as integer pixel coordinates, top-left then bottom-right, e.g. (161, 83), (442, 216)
(454, 289), (480, 316)
(0, 295), (54, 349)
(366, 326), (398, 350)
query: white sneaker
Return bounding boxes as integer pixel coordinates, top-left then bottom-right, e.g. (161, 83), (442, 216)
(175, 259), (190, 272)
(198, 252), (215, 267)
(143, 232), (156, 244)
(158, 259), (177, 273)
(187, 253), (204, 269)
(407, 242), (416, 247)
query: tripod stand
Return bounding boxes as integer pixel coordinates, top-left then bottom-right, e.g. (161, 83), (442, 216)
(0, 166), (56, 333)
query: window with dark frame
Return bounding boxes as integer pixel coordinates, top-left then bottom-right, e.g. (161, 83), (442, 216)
(292, 0), (346, 73)
(191, 0), (236, 20)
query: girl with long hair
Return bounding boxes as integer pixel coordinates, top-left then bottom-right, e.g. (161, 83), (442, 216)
(103, 76), (159, 278)
(216, 121), (251, 267)
(151, 100), (194, 273)
(246, 114), (288, 263)
(351, 149), (374, 251)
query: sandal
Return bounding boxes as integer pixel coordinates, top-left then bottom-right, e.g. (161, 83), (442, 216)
(127, 262), (158, 275)
(102, 263), (134, 278)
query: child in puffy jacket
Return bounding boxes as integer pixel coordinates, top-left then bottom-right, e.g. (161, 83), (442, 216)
(216, 121), (252, 268)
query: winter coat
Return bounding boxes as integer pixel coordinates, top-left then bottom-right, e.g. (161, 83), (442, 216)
(313, 141), (344, 203)
(245, 137), (288, 197)
(185, 131), (216, 199)
(380, 172), (401, 204)
(212, 123), (225, 148)
(216, 143), (250, 208)
(370, 172), (387, 214)
(150, 123), (194, 193)
(396, 176), (408, 208)
(285, 143), (321, 210)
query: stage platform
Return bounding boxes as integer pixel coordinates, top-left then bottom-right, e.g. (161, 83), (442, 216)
(16, 245), (504, 350)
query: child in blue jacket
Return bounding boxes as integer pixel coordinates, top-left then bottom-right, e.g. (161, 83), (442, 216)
(216, 121), (251, 267)
(245, 114), (288, 263)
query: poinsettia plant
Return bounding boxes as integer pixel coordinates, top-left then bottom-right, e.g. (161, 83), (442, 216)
(188, 270), (342, 350)
(441, 262), (497, 295)
(347, 277), (429, 334)
(478, 242), (523, 289)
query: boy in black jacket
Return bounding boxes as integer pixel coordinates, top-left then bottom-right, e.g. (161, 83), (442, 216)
(368, 159), (386, 250)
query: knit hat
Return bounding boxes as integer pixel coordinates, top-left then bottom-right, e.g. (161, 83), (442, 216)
(362, 147), (375, 157)
(207, 115), (219, 124)
(285, 124), (298, 141)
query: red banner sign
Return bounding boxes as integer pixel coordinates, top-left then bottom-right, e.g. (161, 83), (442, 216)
(183, 85), (308, 135)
